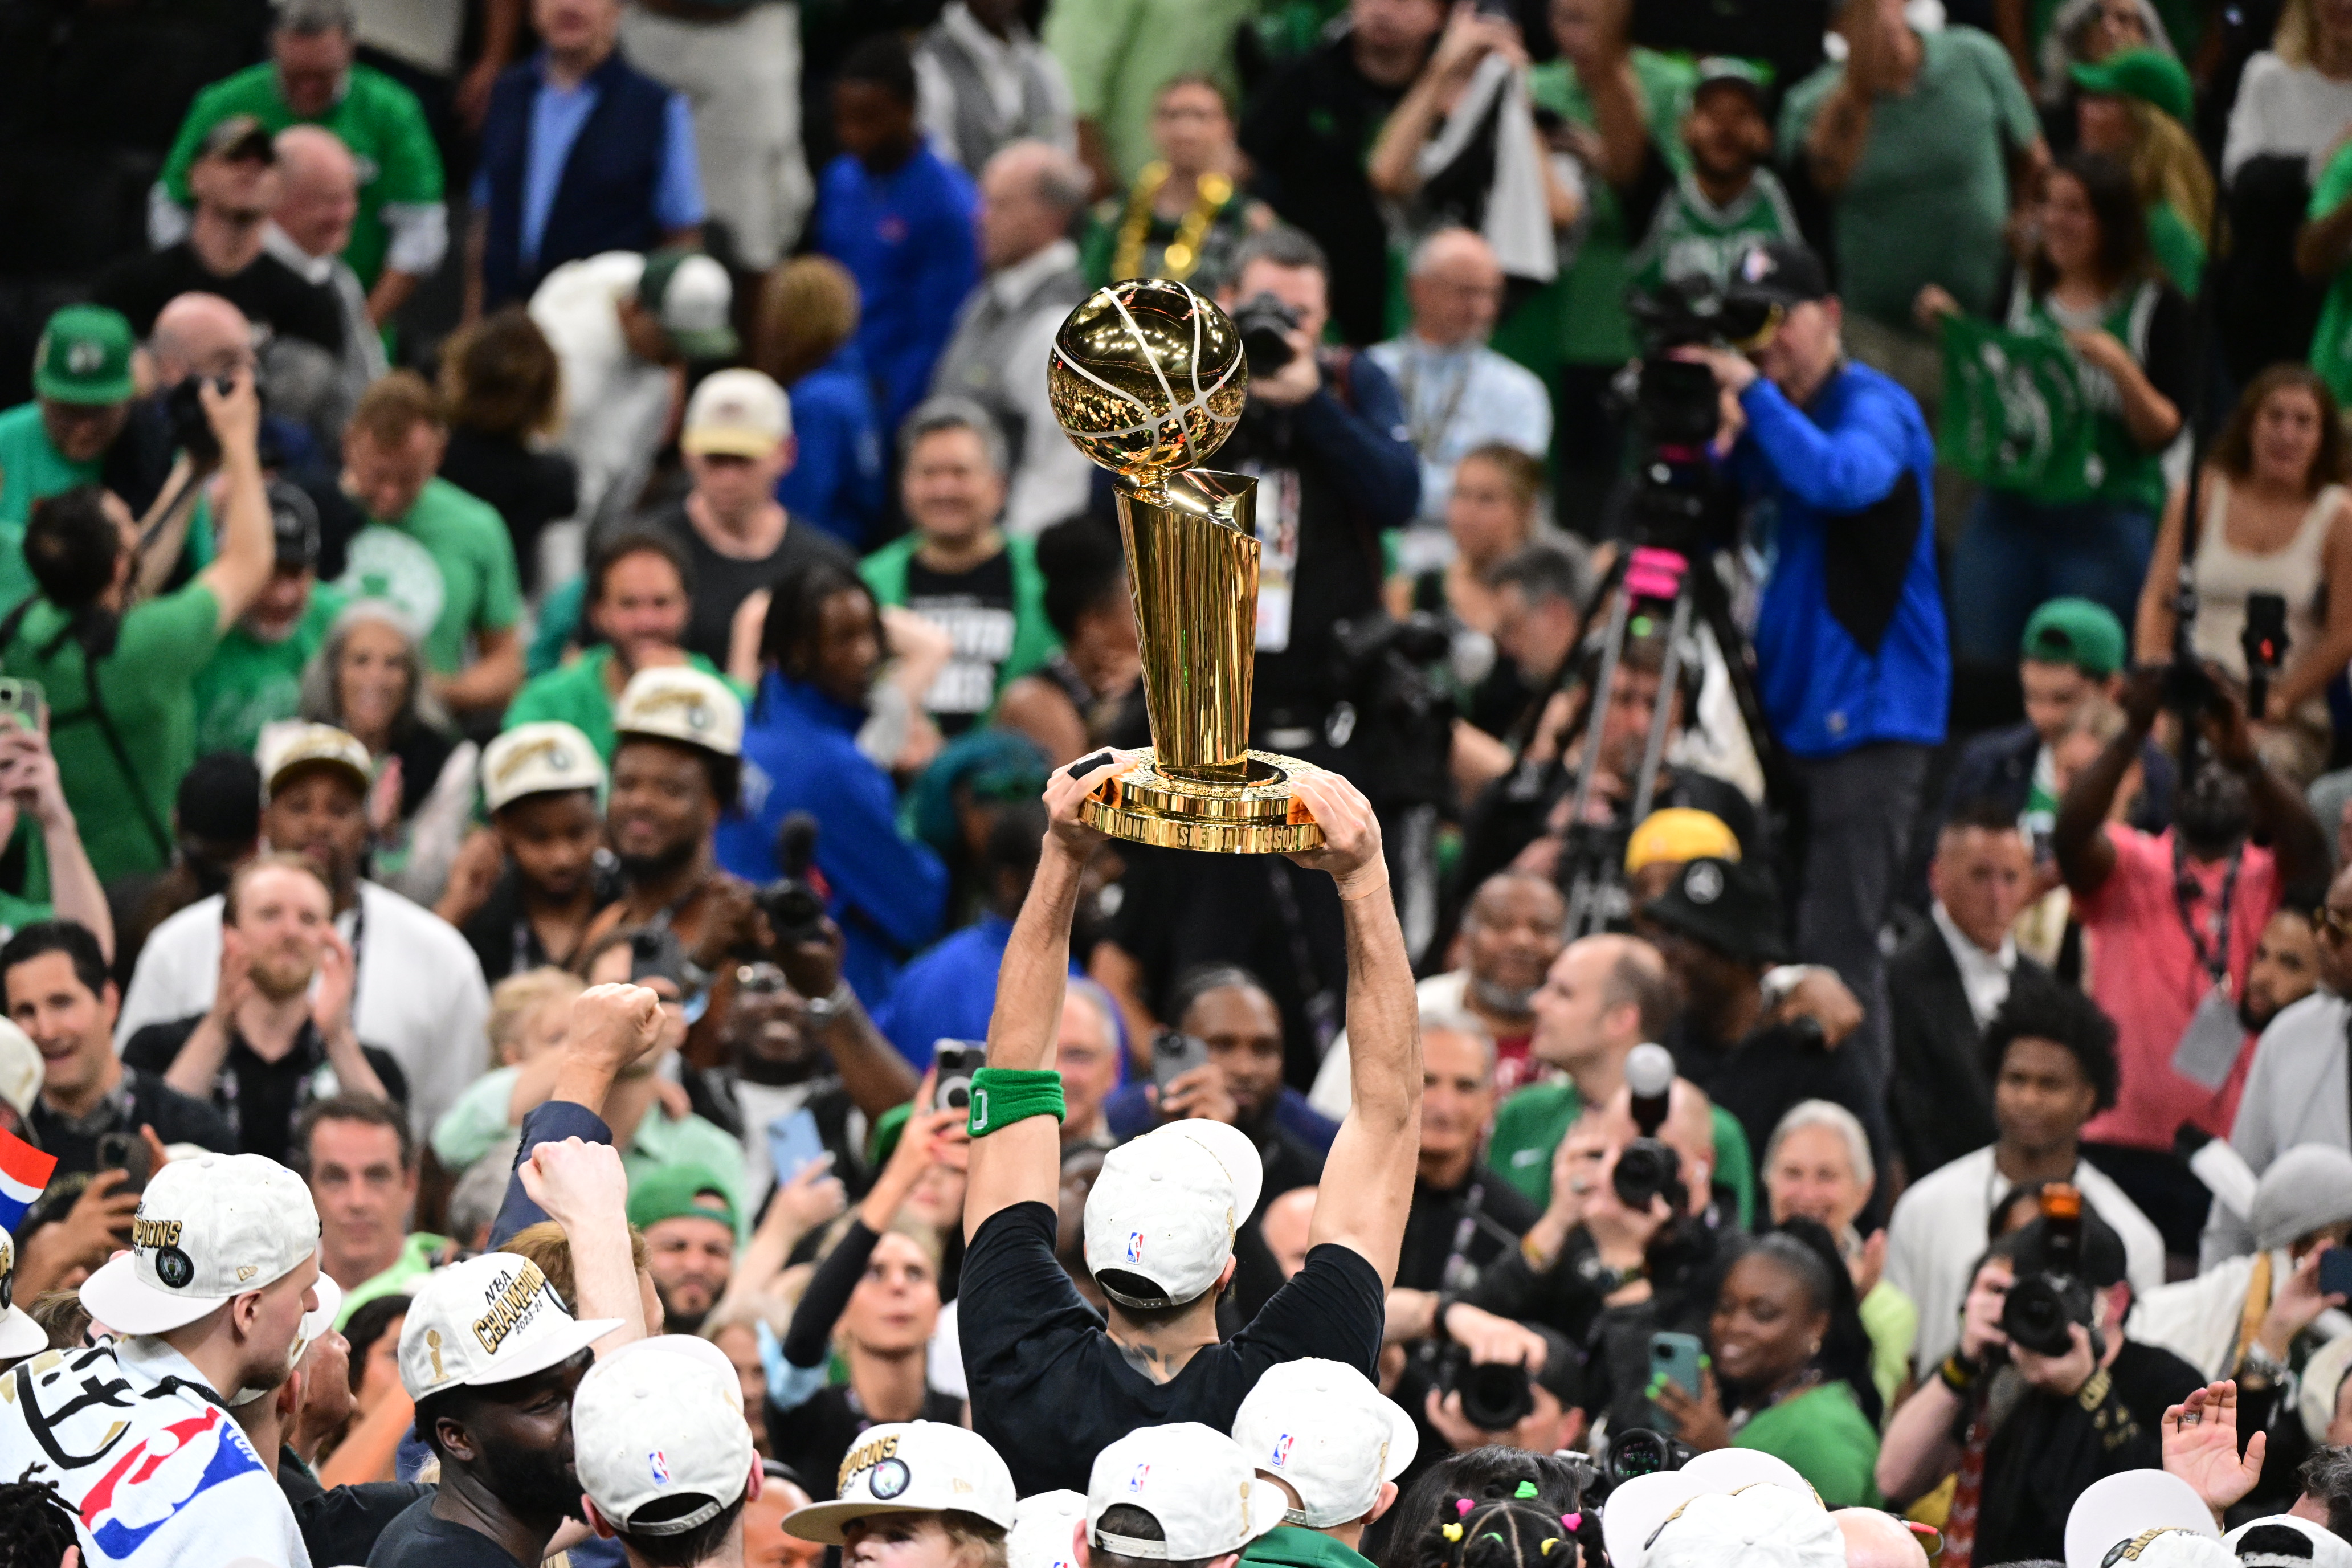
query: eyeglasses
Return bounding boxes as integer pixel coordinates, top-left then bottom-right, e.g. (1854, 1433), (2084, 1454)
(2313, 905), (2352, 942)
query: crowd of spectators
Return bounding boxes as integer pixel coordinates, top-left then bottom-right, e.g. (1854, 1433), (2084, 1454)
(21, 0), (2352, 1566)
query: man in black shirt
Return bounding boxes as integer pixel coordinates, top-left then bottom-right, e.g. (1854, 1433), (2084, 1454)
(123, 852), (406, 1165)
(1645, 857), (1883, 1163)
(1394, 1013), (1540, 1295)
(443, 721), (615, 986)
(959, 757), (1419, 1495)
(94, 116), (345, 355)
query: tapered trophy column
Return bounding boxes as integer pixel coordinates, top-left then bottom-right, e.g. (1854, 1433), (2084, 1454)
(1047, 279), (1325, 853)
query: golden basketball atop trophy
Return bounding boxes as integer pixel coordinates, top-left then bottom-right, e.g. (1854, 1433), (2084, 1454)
(1047, 279), (1326, 855)
(1047, 278), (1248, 486)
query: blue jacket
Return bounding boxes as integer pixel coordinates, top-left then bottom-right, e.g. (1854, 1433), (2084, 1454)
(718, 672), (948, 1001)
(872, 912), (1011, 1073)
(814, 143), (979, 436)
(1733, 361), (1949, 758)
(1104, 1083), (1341, 1153)
(775, 342), (886, 550)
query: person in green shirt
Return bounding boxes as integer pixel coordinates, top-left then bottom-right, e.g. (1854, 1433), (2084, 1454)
(0, 305), (138, 612)
(1626, 60), (1800, 300)
(0, 718), (117, 954)
(1044, 0), (1259, 189)
(2305, 138), (2352, 406)
(504, 528), (742, 765)
(1648, 1234), (1884, 1508)
(191, 477), (348, 758)
(2071, 50), (2210, 296)
(0, 373), (275, 884)
(1232, 1358), (1413, 1568)
(156, 0), (446, 317)
(336, 370), (525, 721)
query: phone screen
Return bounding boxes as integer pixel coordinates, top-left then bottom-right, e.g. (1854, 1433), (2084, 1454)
(765, 1109), (827, 1186)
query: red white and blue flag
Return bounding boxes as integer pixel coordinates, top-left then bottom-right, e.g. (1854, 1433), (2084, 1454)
(0, 1124), (58, 1232)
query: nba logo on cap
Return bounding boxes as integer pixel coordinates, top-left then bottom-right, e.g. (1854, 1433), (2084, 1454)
(1128, 1463), (1151, 1493)
(650, 1451), (671, 1484)
(1125, 1232), (1143, 1263)
(1270, 1435), (1293, 1468)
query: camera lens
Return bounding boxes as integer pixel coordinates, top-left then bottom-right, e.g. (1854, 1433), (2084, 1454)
(1459, 1361), (1536, 1432)
(1997, 1274), (2083, 1358)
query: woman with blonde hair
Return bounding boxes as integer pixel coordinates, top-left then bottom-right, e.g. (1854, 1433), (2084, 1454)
(2224, 0), (2352, 181)
(2072, 49), (2214, 292)
(756, 255), (884, 549)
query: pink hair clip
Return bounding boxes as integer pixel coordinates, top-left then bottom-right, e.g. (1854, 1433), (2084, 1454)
(1456, 1500), (1476, 1518)
(1563, 1514), (1582, 1532)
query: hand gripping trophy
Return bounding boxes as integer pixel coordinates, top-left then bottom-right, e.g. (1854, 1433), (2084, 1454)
(1047, 278), (1326, 854)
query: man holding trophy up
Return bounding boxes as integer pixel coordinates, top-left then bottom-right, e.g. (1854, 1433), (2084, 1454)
(954, 275), (1423, 1496)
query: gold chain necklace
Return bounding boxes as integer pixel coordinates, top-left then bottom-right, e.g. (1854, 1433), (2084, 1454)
(1111, 162), (1234, 283)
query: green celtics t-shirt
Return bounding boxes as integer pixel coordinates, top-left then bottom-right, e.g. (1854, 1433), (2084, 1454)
(191, 580), (347, 758)
(1524, 51), (1697, 367)
(503, 643), (744, 765)
(1487, 1077), (1757, 1228)
(2, 579), (222, 883)
(160, 63), (443, 288)
(1780, 27), (2041, 332)
(338, 477), (521, 675)
(0, 401), (100, 614)
(1628, 166), (1802, 299)
(2311, 140), (2352, 407)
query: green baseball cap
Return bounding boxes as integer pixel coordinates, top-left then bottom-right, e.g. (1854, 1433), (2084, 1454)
(638, 249), (740, 361)
(2021, 596), (2127, 677)
(2070, 48), (2193, 125)
(1692, 56), (1772, 107)
(33, 304), (136, 405)
(626, 1163), (740, 1235)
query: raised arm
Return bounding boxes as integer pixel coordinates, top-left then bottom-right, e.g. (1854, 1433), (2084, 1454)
(1297, 773), (1421, 1286)
(191, 373), (274, 630)
(965, 752), (1127, 1238)
(2055, 667), (2163, 897)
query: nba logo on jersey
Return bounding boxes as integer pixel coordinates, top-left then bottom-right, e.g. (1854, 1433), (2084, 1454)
(1270, 1435), (1293, 1468)
(79, 1407), (266, 1561)
(1125, 1232), (1143, 1263)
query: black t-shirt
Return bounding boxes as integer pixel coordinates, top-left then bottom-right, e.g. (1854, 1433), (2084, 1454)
(366, 1492), (529, 1568)
(768, 1383), (969, 1501)
(26, 1068), (235, 1215)
(460, 859), (622, 987)
(650, 503), (856, 666)
(1664, 1012), (1883, 1171)
(280, 1447), (432, 1568)
(959, 1200), (1385, 1495)
(121, 1015), (410, 1167)
(1394, 1165), (1541, 1294)
(439, 430), (579, 594)
(93, 242), (346, 356)
(903, 547), (1018, 736)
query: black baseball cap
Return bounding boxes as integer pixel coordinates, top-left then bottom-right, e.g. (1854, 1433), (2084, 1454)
(1642, 855), (1791, 964)
(1725, 239), (1832, 308)
(266, 479), (320, 573)
(177, 752), (263, 846)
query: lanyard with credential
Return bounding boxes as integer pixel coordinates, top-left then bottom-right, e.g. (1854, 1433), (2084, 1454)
(2172, 834), (2242, 993)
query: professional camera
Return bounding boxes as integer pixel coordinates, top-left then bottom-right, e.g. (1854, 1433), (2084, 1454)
(1434, 1343), (1537, 1433)
(1327, 612), (1455, 808)
(1603, 1427), (1694, 1488)
(1232, 292), (1301, 377)
(1612, 1043), (1689, 1214)
(164, 374), (234, 465)
(757, 812), (828, 948)
(1998, 1184), (2097, 1358)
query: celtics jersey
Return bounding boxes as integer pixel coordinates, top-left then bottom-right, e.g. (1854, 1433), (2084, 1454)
(1628, 168), (1798, 299)
(2004, 269), (2169, 514)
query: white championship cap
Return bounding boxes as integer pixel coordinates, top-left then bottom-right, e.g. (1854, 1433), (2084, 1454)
(1084, 1121), (1264, 1309)
(1007, 1491), (1089, 1568)
(1645, 1484), (1844, 1568)
(1601, 1451), (1822, 1568)
(259, 722), (373, 798)
(783, 1420), (1018, 1544)
(683, 368), (792, 456)
(615, 667), (745, 760)
(80, 1153), (321, 1335)
(2227, 1515), (2352, 1568)
(1087, 1423), (1285, 1561)
(0, 1018), (39, 1127)
(2066, 1472), (2222, 1568)
(1230, 1358), (1416, 1529)
(575, 1336), (756, 1537)
(482, 721), (606, 814)
(397, 1252), (620, 1399)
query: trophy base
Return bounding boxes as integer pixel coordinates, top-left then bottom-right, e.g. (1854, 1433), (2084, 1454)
(1079, 749), (1328, 854)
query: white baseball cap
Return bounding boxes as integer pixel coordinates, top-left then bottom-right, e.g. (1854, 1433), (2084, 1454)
(260, 722), (373, 798)
(683, 368), (792, 458)
(2301, 1333), (2352, 1444)
(2101, 1533), (2239, 1568)
(0, 1229), (44, 1359)
(1084, 1121), (1264, 1309)
(638, 250), (738, 361)
(0, 1017), (39, 1126)
(783, 1420), (1017, 1544)
(1230, 1358), (1416, 1528)
(1087, 1423), (1285, 1561)
(2067, 1472), (2221, 1568)
(615, 667), (745, 761)
(482, 721), (607, 814)
(575, 1336), (756, 1537)
(80, 1153), (321, 1334)
(2228, 1515), (2352, 1568)
(1645, 1484), (1845, 1568)
(1601, 1451), (1820, 1568)
(1007, 1490), (1089, 1568)
(397, 1251), (621, 1399)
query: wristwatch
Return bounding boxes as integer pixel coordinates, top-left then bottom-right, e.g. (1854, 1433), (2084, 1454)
(801, 980), (857, 1029)
(1577, 1253), (1645, 1295)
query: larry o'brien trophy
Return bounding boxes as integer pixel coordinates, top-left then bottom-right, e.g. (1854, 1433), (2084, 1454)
(1047, 277), (1326, 854)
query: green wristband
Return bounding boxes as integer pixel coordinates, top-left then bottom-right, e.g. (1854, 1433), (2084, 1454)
(969, 1068), (1065, 1136)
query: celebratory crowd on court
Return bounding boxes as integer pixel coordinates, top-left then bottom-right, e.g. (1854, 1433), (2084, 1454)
(26, 0), (2352, 1565)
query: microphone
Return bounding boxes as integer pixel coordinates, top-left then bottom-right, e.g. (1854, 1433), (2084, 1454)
(1626, 1043), (1675, 1138)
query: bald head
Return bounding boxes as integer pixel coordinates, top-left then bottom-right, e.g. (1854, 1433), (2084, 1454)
(1834, 1511), (1930, 1568)
(1531, 932), (1674, 1076)
(272, 126), (360, 260)
(978, 140), (1088, 270)
(1407, 228), (1505, 347)
(1261, 1186), (1317, 1281)
(151, 293), (256, 385)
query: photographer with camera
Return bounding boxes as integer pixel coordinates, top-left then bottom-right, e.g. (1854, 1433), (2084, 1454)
(1876, 1198), (2203, 1566)
(2053, 660), (2330, 1258)
(1679, 239), (1948, 1120)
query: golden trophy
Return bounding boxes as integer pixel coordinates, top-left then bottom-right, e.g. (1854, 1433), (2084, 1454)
(1048, 278), (1326, 853)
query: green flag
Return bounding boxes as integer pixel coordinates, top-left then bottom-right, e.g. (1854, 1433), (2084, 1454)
(1937, 314), (2104, 502)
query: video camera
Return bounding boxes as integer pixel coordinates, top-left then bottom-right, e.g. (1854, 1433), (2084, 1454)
(1997, 1184), (2099, 1359)
(1618, 275), (1774, 557)
(1327, 612), (1455, 808)
(758, 812), (828, 949)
